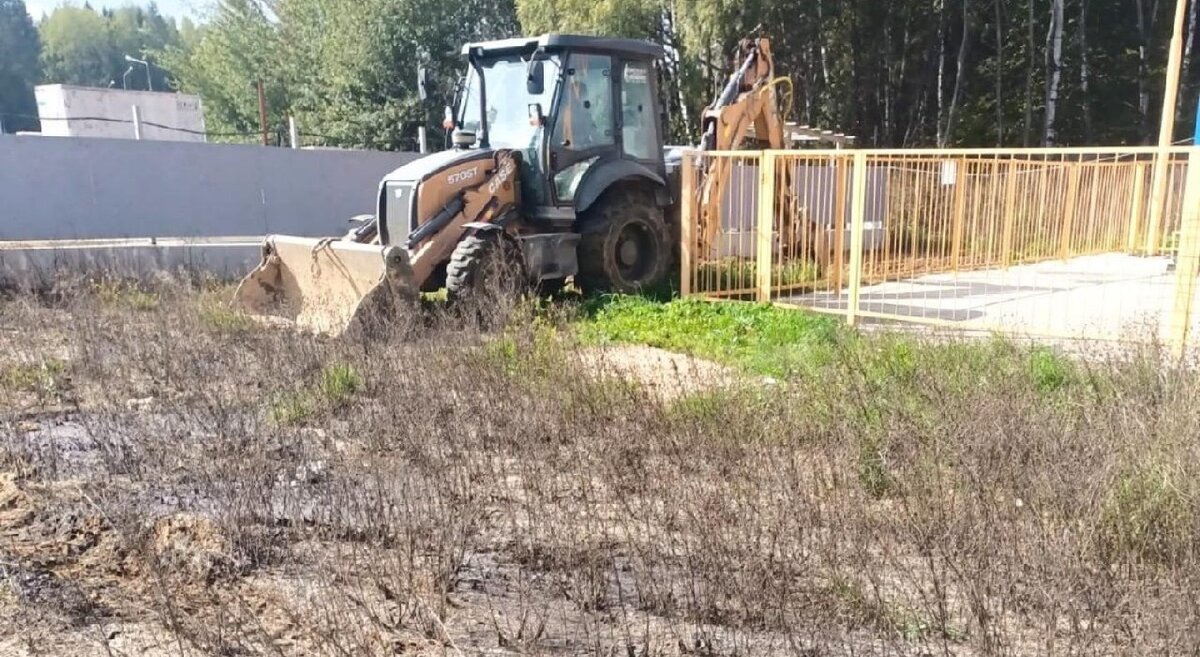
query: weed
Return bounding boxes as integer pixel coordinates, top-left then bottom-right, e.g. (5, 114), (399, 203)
(269, 390), (317, 426)
(1, 358), (67, 400)
(694, 257), (822, 291)
(5, 278), (1200, 656)
(319, 362), (363, 406)
(268, 362), (362, 425)
(198, 302), (254, 333)
(1100, 458), (1196, 564)
(93, 279), (159, 311)
(857, 432), (892, 499)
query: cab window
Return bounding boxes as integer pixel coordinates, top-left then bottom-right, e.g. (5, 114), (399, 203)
(621, 62), (657, 160)
(552, 54), (614, 152)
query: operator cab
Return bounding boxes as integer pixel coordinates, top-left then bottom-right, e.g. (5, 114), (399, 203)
(445, 34), (668, 226)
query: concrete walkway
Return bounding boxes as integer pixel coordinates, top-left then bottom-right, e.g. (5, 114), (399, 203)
(782, 253), (1197, 342)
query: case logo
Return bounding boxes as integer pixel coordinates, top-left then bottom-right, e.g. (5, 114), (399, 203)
(488, 155), (516, 195)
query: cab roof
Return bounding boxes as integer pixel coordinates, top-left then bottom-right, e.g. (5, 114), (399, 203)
(460, 34), (664, 60)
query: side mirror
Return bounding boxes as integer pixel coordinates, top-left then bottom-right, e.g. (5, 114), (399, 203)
(526, 60), (545, 95)
(417, 68), (432, 102)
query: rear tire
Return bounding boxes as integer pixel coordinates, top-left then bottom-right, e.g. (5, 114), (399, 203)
(575, 186), (672, 295)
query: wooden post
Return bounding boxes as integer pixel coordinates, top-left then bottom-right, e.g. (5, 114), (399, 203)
(1126, 162), (1148, 252)
(846, 151), (869, 326)
(950, 157), (968, 271)
(1060, 165), (1083, 260)
(1169, 150), (1200, 357)
(1146, 0), (1190, 255)
(680, 153), (696, 297)
(832, 157), (849, 291)
(755, 152), (777, 302)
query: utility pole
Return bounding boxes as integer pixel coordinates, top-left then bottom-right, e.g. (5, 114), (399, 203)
(256, 80), (269, 146)
(1146, 0), (1191, 254)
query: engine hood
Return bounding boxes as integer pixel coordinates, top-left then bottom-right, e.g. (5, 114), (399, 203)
(381, 148), (496, 184)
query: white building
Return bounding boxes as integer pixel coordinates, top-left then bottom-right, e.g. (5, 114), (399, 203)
(34, 85), (206, 142)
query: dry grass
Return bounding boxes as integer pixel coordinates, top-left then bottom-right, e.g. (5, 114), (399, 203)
(2, 272), (1200, 657)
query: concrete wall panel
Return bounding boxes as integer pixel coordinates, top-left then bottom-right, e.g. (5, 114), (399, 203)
(0, 135), (419, 241)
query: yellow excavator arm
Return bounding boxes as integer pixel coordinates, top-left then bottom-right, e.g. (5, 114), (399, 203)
(695, 37), (792, 261)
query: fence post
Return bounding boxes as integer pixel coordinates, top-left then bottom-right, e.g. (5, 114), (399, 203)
(755, 152), (777, 303)
(1059, 164), (1082, 260)
(680, 152), (696, 298)
(846, 151), (868, 326)
(832, 157), (849, 291)
(1001, 159), (1018, 268)
(1169, 149), (1200, 357)
(130, 105), (143, 140)
(1126, 162), (1148, 252)
(1146, 148), (1172, 255)
(950, 157), (968, 271)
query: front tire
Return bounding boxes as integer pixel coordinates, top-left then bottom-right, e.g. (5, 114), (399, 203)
(575, 186), (672, 295)
(445, 232), (526, 303)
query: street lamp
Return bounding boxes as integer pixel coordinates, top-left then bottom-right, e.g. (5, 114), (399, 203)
(121, 66), (134, 90)
(124, 55), (153, 92)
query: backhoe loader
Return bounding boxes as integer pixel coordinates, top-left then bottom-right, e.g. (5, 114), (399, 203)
(234, 33), (794, 335)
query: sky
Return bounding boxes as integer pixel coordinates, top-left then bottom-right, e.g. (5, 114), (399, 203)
(24, 0), (204, 20)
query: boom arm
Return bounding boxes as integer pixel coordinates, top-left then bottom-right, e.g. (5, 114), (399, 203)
(696, 37), (789, 260)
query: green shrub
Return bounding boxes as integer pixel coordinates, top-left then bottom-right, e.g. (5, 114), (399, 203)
(1029, 346), (1075, 392)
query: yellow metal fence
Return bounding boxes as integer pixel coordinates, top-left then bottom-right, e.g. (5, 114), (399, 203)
(680, 147), (1200, 352)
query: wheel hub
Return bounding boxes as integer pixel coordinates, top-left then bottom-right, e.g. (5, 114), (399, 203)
(614, 223), (655, 282)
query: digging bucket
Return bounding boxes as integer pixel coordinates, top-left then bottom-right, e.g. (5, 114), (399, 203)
(233, 234), (418, 336)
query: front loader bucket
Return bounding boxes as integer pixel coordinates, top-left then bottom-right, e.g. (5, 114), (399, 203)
(233, 235), (417, 336)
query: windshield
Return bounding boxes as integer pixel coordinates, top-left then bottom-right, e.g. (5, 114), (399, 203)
(459, 55), (559, 150)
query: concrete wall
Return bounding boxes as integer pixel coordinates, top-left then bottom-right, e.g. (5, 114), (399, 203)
(36, 85), (207, 142)
(0, 134), (420, 241)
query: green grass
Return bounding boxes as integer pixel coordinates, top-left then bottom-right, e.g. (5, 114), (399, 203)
(575, 294), (1086, 399)
(578, 296), (844, 378)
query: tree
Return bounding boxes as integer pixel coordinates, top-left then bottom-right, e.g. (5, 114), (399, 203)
(0, 0), (41, 133)
(156, 0), (1200, 149)
(39, 5), (114, 86)
(39, 3), (183, 90)
(157, 0), (287, 141)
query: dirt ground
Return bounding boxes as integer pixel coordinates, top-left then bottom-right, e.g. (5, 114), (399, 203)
(4, 285), (1200, 657)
